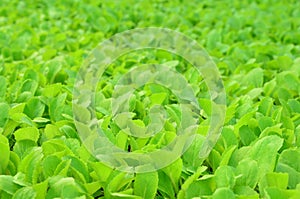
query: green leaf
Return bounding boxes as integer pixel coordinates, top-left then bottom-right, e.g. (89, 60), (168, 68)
(219, 145), (237, 166)
(42, 83), (62, 97)
(276, 148), (300, 188)
(215, 165), (236, 188)
(0, 76), (7, 98)
(13, 140), (37, 159)
(24, 69), (39, 82)
(7, 151), (20, 175)
(0, 175), (22, 195)
(24, 97), (45, 119)
(134, 171), (158, 199)
(0, 103), (9, 128)
(234, 112), (255, 136)
(199, 98), (212, 116)
(73, 104), (91, 124)
(89, 161), (113, 183)
(287, 99), (300, 113)
(212, 187), (236, 199)
(111, 191), (142, 199)
(10, 113), (34, 127)
(161, 158), (182, 193)
(182, 134), (205, 172)
(62, 155), (90, 183)
(208, 149), (222, 171)
(259, 172), (289, 196)
(0, 135), (10, 174)
(221, 127), (238, 148)
(177, 166), (207, 199)
(54, 159), (72, 176)
(84, 181), (102, 195)
(235, 158), (259, 188)
(239, 125), (257, 146)
(183, 175), (216, 198)
(43, 124), (62, 140)
(106, 172), (134, 195)
(234, 186), (259, 199)
(32, 180), (48, 199)
(149, 93), (167, 105)
(42, 138), (70, 155)
(116, 130), (128, 150)
(19, 79), (38, 95)
(19, 147), (43, 183)
(277, 72), (300, 92)
(14, 127), (40, 143)
(258, 97), (274, 116)
(249, 135), (283, 180)
(60, 125), (79, 139)
(165, 104), (181, 125)
(264, 79), (277, 97)
(12, 186), (36, 199)
(32, 117), (50, 124)
(44, 60), (62, 83)
(42, 155), (61, 178)
(207, 30), (221, 50)
(48, 93), (68, 122)
(265, 187), (300, 199)
(128, 119), (147, 137)
(258, 116), (273, 132)
(46, 176), (86, 198)
(43, 48), (57, 61)
(244, 68), (264, 88)
(158, 171), (175, 199)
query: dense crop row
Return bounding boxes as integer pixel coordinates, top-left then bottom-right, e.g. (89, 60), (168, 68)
(0, 0), (300, 198)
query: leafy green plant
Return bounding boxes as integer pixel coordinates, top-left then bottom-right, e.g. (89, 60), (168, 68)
(0, 0), (300, 198)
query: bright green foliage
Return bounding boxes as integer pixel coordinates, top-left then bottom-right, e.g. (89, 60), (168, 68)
(1, 0), (300, 198)
(134, 172), (158, 199)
